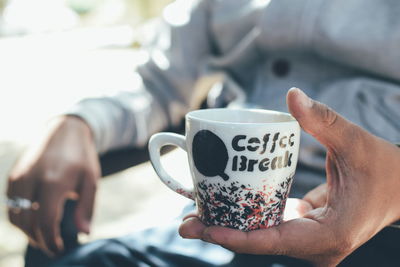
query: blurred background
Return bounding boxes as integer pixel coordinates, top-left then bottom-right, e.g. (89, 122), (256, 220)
(0, 1), (192, 266)
(0, 0), (173, 143)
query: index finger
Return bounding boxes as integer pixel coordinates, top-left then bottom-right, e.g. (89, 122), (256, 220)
(36, 186), (65, 255)
(199, 216), (330, 257)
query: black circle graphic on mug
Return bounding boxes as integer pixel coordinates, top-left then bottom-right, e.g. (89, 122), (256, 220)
(192, 130), (229, 181)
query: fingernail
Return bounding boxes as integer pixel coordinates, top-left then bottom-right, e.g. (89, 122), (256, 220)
(81, 220), (91, 234)
(56, 237), (65, 253)
(180, 217), (204, 239)
(77, 218), (91, 234)
(290, 87), (312, 108)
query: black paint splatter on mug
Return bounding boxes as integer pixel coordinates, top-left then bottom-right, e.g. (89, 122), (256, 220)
(192, 130), (229, 181)
(196, 175), (293, 231)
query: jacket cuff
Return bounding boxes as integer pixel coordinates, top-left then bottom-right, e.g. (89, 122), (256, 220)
(66, 99), (120, 154)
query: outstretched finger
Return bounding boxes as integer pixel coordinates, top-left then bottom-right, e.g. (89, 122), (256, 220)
(192, 216), (330, 257)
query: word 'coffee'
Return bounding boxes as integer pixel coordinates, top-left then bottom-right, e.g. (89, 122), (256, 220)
(231, 132), (295, 172)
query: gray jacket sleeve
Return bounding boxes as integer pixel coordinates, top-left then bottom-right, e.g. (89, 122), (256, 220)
(312, 0), (400, 81)
(68, 0), (213, 154)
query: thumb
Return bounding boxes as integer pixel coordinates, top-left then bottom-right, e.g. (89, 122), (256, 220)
(74, 173), (97, 234)
(287, 87), (361, 152)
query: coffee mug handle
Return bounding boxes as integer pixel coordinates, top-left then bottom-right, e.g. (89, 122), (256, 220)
(148, 133), (195, 200)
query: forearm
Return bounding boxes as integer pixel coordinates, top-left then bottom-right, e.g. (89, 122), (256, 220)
(67, 87), (168, 154)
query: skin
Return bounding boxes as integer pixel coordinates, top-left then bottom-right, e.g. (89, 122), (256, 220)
(7, 116), (100, 256)
(179, 88), (400, 267)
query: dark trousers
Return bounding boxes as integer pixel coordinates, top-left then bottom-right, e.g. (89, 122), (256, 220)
(25, 200), (400, 267)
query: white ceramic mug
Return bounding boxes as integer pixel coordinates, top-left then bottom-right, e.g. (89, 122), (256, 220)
(149, 108), (300, 231)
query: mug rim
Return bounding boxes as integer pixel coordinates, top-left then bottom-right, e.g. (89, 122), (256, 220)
(186, 108), (298, 126)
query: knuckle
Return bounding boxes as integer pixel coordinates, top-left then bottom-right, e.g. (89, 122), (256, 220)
(320, 104), (338, 128)
(41, 168), (72, 187)
(40, 171), (60, 186)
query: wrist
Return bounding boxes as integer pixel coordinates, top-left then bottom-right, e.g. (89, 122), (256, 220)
(50, 115), (95, 143)
(62, 115), (93, 136)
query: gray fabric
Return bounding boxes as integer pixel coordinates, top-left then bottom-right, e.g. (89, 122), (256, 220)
(68, 0), (400, 194)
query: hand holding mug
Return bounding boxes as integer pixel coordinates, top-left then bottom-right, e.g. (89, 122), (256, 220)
(179, 88), (400, 267)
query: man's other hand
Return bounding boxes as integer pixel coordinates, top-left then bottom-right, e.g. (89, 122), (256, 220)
(7, 116), (100, 256)
(179, 88), (400, 267)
